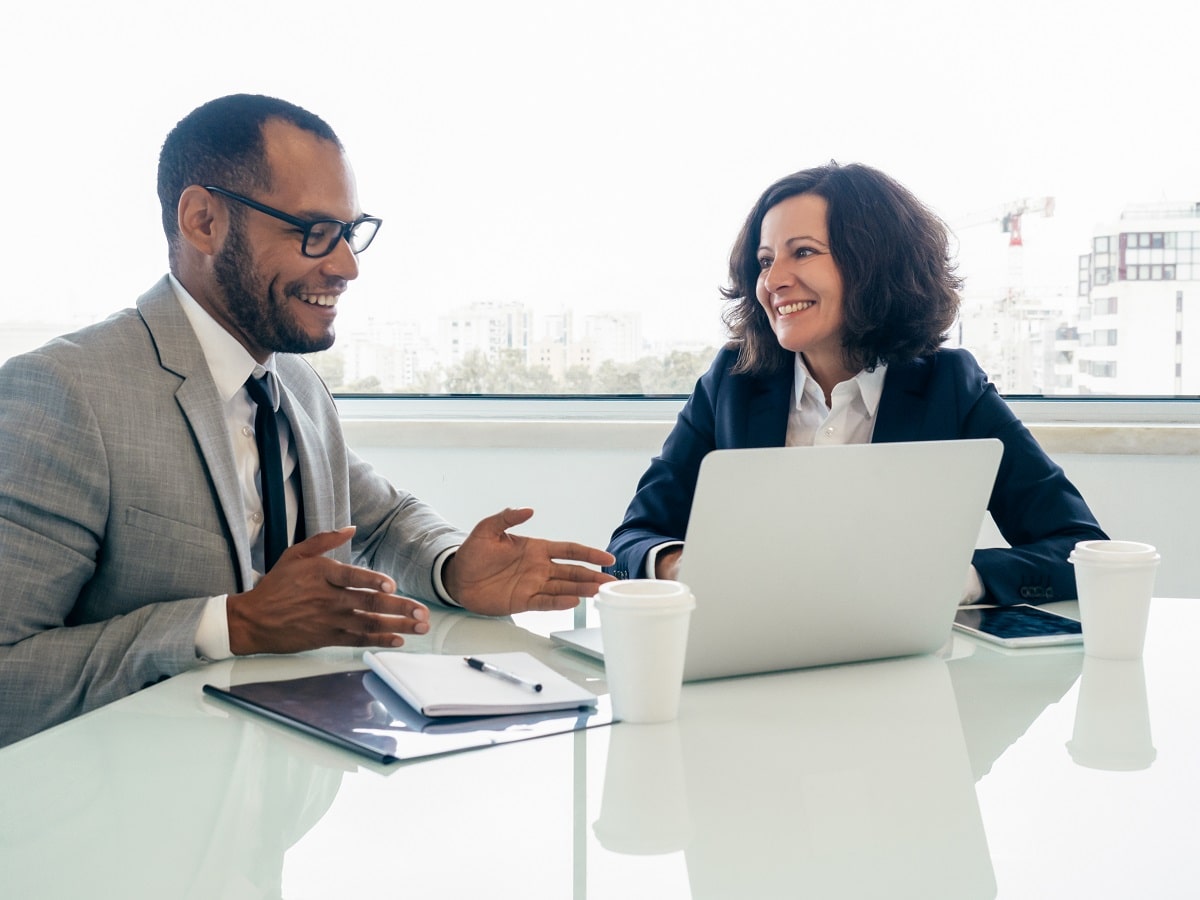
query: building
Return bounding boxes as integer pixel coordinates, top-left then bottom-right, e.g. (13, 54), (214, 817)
(1076, 203), (1200, 395)
(581, 312), (642, 366)
(955, 290), (1073, 395)
(340, 320), (438, 391)
(437, 301), (534, 367)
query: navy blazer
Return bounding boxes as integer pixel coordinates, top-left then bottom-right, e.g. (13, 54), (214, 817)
(607, 346), (1107, 606)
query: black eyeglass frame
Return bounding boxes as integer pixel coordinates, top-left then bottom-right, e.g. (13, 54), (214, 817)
(203, 185), (382, 258)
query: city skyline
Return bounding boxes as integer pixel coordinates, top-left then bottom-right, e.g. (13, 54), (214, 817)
(5, 0), (1199, 396)
(4, 198), (1195, 397)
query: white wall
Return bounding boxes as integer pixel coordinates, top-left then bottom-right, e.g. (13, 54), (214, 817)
(343, 420), (1200, 598)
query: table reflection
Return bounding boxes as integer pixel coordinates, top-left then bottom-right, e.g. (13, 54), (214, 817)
(594, 654), (996, 899)
(1067, 656), (1156, 771)
(0, 661), (350, 899)
(945, 637), (1085, 780)
(593, 721), (693, 854)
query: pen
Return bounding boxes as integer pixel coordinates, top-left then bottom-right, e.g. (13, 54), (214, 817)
(464, 656), (543, 692)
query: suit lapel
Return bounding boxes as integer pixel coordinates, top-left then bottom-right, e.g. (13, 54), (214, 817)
(137, 278), (255, 588)
(742, 367), (792, 448)
(278, 384), (332, 544)
(872, 357), (934, 443)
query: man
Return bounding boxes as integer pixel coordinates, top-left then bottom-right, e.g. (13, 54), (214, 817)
(0, 94), (614, 746)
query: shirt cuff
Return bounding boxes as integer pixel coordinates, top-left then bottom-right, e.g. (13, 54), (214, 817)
(645, 541), (685, 578)
(433, 546), (463, 607)
(195, 594), (232, 660)
(961, 565), (985, 605)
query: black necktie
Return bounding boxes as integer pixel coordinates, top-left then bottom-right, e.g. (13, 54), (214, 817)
(244, 374), (287, 571)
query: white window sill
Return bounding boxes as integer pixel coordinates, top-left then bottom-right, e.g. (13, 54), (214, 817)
(336, 397), (1200, 456)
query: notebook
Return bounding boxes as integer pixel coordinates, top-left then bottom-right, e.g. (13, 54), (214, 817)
(362, 650), (598, 716)
(552, 438), (1003, 681)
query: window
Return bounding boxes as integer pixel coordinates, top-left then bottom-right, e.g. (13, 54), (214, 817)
(4, 0), (1200, 400)
(1081, 361), (1118, 378)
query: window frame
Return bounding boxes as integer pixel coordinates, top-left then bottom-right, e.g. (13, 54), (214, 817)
(334, 393), (1200, 426)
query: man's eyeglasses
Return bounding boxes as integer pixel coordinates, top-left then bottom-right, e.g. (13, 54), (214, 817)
(204, 185), (382, 258)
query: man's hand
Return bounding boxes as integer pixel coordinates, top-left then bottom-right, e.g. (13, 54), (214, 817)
(443, 508), (616, 616)
(227, 527), (430, 655)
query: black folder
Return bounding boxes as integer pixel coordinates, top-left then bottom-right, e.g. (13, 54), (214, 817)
(203, 669), (612, 765)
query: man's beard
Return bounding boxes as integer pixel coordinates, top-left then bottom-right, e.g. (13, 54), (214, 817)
(212, 218), (336, 356)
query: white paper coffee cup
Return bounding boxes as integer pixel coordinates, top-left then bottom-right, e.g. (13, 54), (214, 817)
(1069, 540), (1160, 660)
(594, 579), (695, 724)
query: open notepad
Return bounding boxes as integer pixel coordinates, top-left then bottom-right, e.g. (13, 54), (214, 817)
(363, 650), (598, 717)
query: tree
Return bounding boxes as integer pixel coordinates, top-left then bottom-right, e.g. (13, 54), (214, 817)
(304, 349), (345, 390)
(342, 375), (382, 392)
(653, 347), (718, 393)
(440, 349), (558, 393)
(593, 359), (644, 394)
(561, 364), (594, 393)
(443, 349), (493, 393)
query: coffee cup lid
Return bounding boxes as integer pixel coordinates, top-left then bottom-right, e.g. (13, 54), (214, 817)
(596, 580), (696, 611)
(1069, 540), (1160, 566)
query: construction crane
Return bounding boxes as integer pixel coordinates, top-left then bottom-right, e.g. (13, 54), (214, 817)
(953, 196), (1056, 238)
(950, 197), (1058, 393)
(952, 196), (1056, 293)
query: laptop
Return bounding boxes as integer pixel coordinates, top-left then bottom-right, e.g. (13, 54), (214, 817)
(552, 438), (1003, 681)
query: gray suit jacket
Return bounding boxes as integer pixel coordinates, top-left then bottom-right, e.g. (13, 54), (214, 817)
(0, 277), (465, 744)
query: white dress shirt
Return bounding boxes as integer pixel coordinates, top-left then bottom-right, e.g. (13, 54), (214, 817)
(171, 278), (461, 659)
(785, 354), (884, 447)
(171, 276), (300, 659)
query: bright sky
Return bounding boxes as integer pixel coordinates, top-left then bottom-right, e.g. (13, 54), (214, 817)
(6, 0), (1199, 347)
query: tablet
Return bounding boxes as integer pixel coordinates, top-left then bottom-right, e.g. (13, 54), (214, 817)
(953, 604), (1084, 648)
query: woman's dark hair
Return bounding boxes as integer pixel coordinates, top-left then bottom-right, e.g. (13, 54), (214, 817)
(156, 93), (342, 263)
(721, 161), (962, 376)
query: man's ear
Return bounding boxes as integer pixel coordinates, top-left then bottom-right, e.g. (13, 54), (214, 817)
(177, 185), (225, 257)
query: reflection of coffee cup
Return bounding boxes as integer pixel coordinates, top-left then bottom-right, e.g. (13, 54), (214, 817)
(1069, 540), (1160, 659)
(593, 721), (692, 855)
(594, 580), (695, 723)
(1067, 656), (1156, 771)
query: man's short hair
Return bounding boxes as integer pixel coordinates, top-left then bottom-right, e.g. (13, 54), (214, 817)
(156, 93), (342, 259)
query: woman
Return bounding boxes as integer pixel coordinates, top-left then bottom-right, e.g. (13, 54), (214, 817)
(607, 162), (1106, 606)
